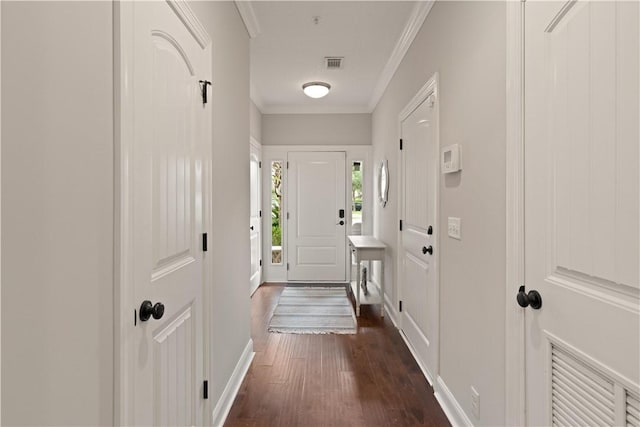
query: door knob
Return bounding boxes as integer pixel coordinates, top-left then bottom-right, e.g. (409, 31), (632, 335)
(250, 226), (254, 230)
(516, 286), (542, 309)
(139, 300), (165, 321)
(337, 220), (345, 226)
(422, 246), (433, 255)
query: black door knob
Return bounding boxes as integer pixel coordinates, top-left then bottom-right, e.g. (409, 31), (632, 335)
(422, 246), (433, 255)
(427, 226), (433, 235)
(250, 226), (254, 230)
(139, 300), (165, 321)
(516, 286), (542, 309)
(337, 220), (345, 226)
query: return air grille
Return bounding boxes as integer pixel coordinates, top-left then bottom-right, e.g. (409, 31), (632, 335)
(325, 57), (344, 70)
(628, 392), (640, 427)
(551, 345), (616, 426)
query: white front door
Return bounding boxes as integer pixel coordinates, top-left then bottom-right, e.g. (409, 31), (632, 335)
(524, 2), (639, 425)
(127, 1), (211, 425)
(287, 151), (346, 281)
(250, 143), (262, 294)
(399, 80), (439, 383)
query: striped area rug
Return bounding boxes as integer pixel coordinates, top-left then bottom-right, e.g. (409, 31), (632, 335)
(268, 287), (357, 334)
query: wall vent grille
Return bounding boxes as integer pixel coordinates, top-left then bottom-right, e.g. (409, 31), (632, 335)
(550, 345), (615, 426)
(628, 392), (640, 427)
(325, 57), (344, 70)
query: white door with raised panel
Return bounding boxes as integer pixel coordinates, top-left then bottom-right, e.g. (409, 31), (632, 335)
(524, 2), (639, 425)
(250, 143), (262, 294)
(399, 79), (439, 383)
(125, 1), (211, 425)
(287, 151), (346, 281)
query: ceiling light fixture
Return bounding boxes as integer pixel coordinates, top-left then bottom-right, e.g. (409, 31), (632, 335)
(302, 82), (331, 99)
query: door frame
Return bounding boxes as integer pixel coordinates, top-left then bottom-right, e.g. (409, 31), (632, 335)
(505, 1), (526, 425)
(396, 72), (440, 384)
(0, 3), (3, 421)
(250, 137), (262, 295)
(261, 145), (372, 283)
(113, 1), (214, 424)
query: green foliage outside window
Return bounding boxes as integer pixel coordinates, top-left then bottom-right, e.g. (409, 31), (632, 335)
(271, 162), (283, 246)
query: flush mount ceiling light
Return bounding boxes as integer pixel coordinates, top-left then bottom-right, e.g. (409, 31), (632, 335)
(302, 82), (331, 99)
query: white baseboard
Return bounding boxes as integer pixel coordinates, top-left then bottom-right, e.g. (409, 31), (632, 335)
(397, 327), (434, 386)
(379, 280), (400, 328)
(378, 274), (471, 427)
(211, 339), (255, 427)
(434, 376), (473, 427)
(250, 281), (260, 297)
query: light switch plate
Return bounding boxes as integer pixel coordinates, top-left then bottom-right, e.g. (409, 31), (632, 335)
(448, 217), (461, 240)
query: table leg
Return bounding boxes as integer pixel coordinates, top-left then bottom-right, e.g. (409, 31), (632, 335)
(356, 259), (361, 317)
(380, 259), (385, 318)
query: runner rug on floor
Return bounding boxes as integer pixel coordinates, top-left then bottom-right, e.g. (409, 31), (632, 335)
(268, 287), (357, 334)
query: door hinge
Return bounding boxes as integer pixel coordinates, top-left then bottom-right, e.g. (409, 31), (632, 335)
(203, 380), (208, 399)
(400, 138), (403, 150)
(134, 309), (137, 326)
(259, 210), (262, 218)
(199, 80), (212, 104)
(287, 212), (290, 220)
(202, 233), (208, 252)
(399, 301), (403, 312)
(287, 161), (289, 169)
(259, 161), (262, 168)
(287, 263), (290, 271)
(259, 259), (262, 267)
(399, 220), (403, 231)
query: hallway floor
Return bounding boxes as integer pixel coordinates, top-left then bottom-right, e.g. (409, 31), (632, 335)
(225, 284), (450, 427)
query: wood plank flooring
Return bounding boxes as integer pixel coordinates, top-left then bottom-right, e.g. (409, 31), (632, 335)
(224, 283), (451, 427)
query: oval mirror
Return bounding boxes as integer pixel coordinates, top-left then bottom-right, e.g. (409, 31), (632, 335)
(378, 159), (389, 207)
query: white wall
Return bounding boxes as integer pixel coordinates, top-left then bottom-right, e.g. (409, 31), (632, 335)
(250, 99), (262, 143)
(189, 0), (252, 410)
(1, 2), (114, 424)
(263, 113), (371, 145)
(372, 2), (506, 425)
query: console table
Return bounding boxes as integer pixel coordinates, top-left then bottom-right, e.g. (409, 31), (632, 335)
(348, 235), (386, 317)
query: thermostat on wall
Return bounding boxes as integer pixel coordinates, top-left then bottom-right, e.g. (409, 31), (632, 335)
(441, 144), (461, 174)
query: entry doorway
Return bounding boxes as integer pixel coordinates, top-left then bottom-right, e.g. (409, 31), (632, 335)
(261, 146), (371, 284)
(286, 151), (347, 281)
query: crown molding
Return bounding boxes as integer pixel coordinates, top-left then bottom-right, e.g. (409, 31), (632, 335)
(367, 0), (435, 112)
(235, 1), (261, 39)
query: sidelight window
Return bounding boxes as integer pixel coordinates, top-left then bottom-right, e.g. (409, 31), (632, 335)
(271, 161), (283, 264)
(351, 161), (363, 234)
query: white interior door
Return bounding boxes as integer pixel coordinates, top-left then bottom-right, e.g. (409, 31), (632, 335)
(128, 2), (211, 425)
(287, 151), (346, 281)
(399, 84), (439, 383)
(250, 144), (262, 294)
(524, 2), (639, 425)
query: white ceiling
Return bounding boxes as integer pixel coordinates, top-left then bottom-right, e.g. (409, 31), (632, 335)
(246, 1), (426, 114)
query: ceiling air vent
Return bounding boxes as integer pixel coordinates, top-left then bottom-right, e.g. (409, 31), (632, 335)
(325, 57), (344, 70)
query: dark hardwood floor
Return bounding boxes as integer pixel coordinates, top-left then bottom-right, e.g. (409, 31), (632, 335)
(224, 283), (451, 427)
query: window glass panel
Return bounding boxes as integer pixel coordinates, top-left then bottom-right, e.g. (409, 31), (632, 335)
(271, 161), (283, 264)
(351, 161), (363, 233)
